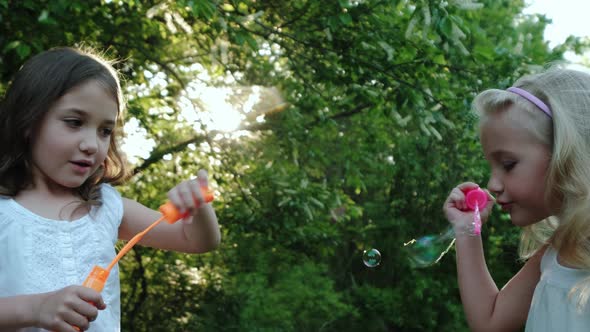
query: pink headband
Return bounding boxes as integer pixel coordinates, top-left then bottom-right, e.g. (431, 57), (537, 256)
(507, 87), (552, 118)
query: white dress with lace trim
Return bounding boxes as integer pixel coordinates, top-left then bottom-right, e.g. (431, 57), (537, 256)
(0, 183), (123, 331)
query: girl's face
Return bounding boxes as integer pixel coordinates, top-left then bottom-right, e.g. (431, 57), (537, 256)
(481, 106), (553, 227)
(30, 80), (118, 191)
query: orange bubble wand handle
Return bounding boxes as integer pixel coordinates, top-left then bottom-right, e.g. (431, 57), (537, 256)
(159, 186), (214, 223)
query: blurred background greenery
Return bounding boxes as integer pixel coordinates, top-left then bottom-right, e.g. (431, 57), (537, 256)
(1, 0), (588, 330)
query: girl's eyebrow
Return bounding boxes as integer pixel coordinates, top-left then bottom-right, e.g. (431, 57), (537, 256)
(63, 108), (116, 125)
(489, 150), (515, 159)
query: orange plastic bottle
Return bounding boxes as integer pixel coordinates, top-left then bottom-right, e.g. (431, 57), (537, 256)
(82, 265), (110, 292)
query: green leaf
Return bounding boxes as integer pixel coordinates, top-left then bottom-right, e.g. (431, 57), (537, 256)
(432, 54), (446, 65)
(338, 0), (352, 8)
(38, 9), (49, 22)
(191, 1), (215, 20)
(278, 197), (291, 207)
(237, 2), (248, 15)
(3, 40), (21, 52)
(244, 33), (258, 50)
(338, 13), (352, 25)
(221, 4), (235, 12)
(16, 44), (31, 59)
(327, 16), (339, 30)
(38, 9), (58, 25)
(474, 44), (494, 61)
(439, 16), (453, 39)
(234, 31), (245, 45)
(309, 196), (325, 207)
(2, 41), (32, 60)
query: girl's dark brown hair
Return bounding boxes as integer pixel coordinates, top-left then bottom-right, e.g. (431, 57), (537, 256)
(0, 46), (130, 206)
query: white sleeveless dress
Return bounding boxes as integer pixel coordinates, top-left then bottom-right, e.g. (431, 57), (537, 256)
(0, 184), (123, 331)
(526, 246), (590, 331)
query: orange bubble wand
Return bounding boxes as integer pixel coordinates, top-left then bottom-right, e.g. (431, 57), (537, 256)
(69, 188), (213, 330)
(82, 186), (214, 293)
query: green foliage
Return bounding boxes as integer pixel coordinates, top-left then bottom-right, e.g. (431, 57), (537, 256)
(1, 0), (586, 330)
(230, 255), (355, 331)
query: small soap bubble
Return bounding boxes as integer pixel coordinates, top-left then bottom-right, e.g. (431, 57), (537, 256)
(362, 248), (381, 267)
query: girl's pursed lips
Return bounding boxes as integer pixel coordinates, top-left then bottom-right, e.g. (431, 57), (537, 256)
(70, 159), (93, 166)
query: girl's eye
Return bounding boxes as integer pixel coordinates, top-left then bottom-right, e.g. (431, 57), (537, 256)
(101, 128), (113, 137)
(502, 161), (516, 171)
(64, 119), (82, 127)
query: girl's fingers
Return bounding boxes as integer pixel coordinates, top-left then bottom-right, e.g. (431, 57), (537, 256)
(447, 187), (466, 211)
(56, 321), (81, 332)
(446, 182), (489, 212)
(190, 180), (205, 206)
(446, 187), (463, 203)
(456, 182), (479, 192)
(167, 188), (186, 213)
(75, 302), (100, 324)
(196, 169), (208, 187)
(64, 311), (91, 331)
(77, 287), (105, 309)
(167, 170), (211, 218)
(177, 182), (196, 210)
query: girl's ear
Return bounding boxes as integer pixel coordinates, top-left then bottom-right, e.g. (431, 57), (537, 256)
(25, 121), (40, 143)
(24, 128), (36, 146)
(23, 128), (31, 144)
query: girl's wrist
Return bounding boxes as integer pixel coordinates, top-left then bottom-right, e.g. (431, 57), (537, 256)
(9, 293), (46, 328)
(29, 292), (49, 328)
(452, 223), (479, 238)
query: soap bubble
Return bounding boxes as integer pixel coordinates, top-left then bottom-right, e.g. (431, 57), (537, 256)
(404, 189), (485, 268)
(404, 227), (455, 268)
(362, 248), (381, 267)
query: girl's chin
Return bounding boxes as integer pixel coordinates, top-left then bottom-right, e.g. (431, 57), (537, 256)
(509, 213), (547, 227)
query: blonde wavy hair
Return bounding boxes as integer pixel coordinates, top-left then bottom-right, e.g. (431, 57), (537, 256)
(473, 67), (590, 309)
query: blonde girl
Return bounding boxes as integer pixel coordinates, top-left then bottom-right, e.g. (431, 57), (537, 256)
(444, 68), (590, 331)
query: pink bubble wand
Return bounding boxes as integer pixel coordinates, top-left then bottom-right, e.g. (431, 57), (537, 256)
(464, 188), (487, 235)
(404, 188), (488, 268)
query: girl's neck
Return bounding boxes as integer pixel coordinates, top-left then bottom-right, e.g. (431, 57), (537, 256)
(20, 184), (77, 199)
(15, 185), (87, 221)
(26, 174), (80, 198)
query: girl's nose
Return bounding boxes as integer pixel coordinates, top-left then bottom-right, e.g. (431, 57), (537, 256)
(487, 173), (503, 196)
(79, 133), (98, 154)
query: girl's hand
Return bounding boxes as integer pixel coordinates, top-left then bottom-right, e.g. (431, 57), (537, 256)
(167, 169), (210, 223)
(35, 285), (105, 331)
(443, 182), (495, 235)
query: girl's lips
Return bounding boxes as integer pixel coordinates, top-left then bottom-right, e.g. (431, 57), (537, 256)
(70, 161), (91, 174)
(499, 203), (512, 211)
